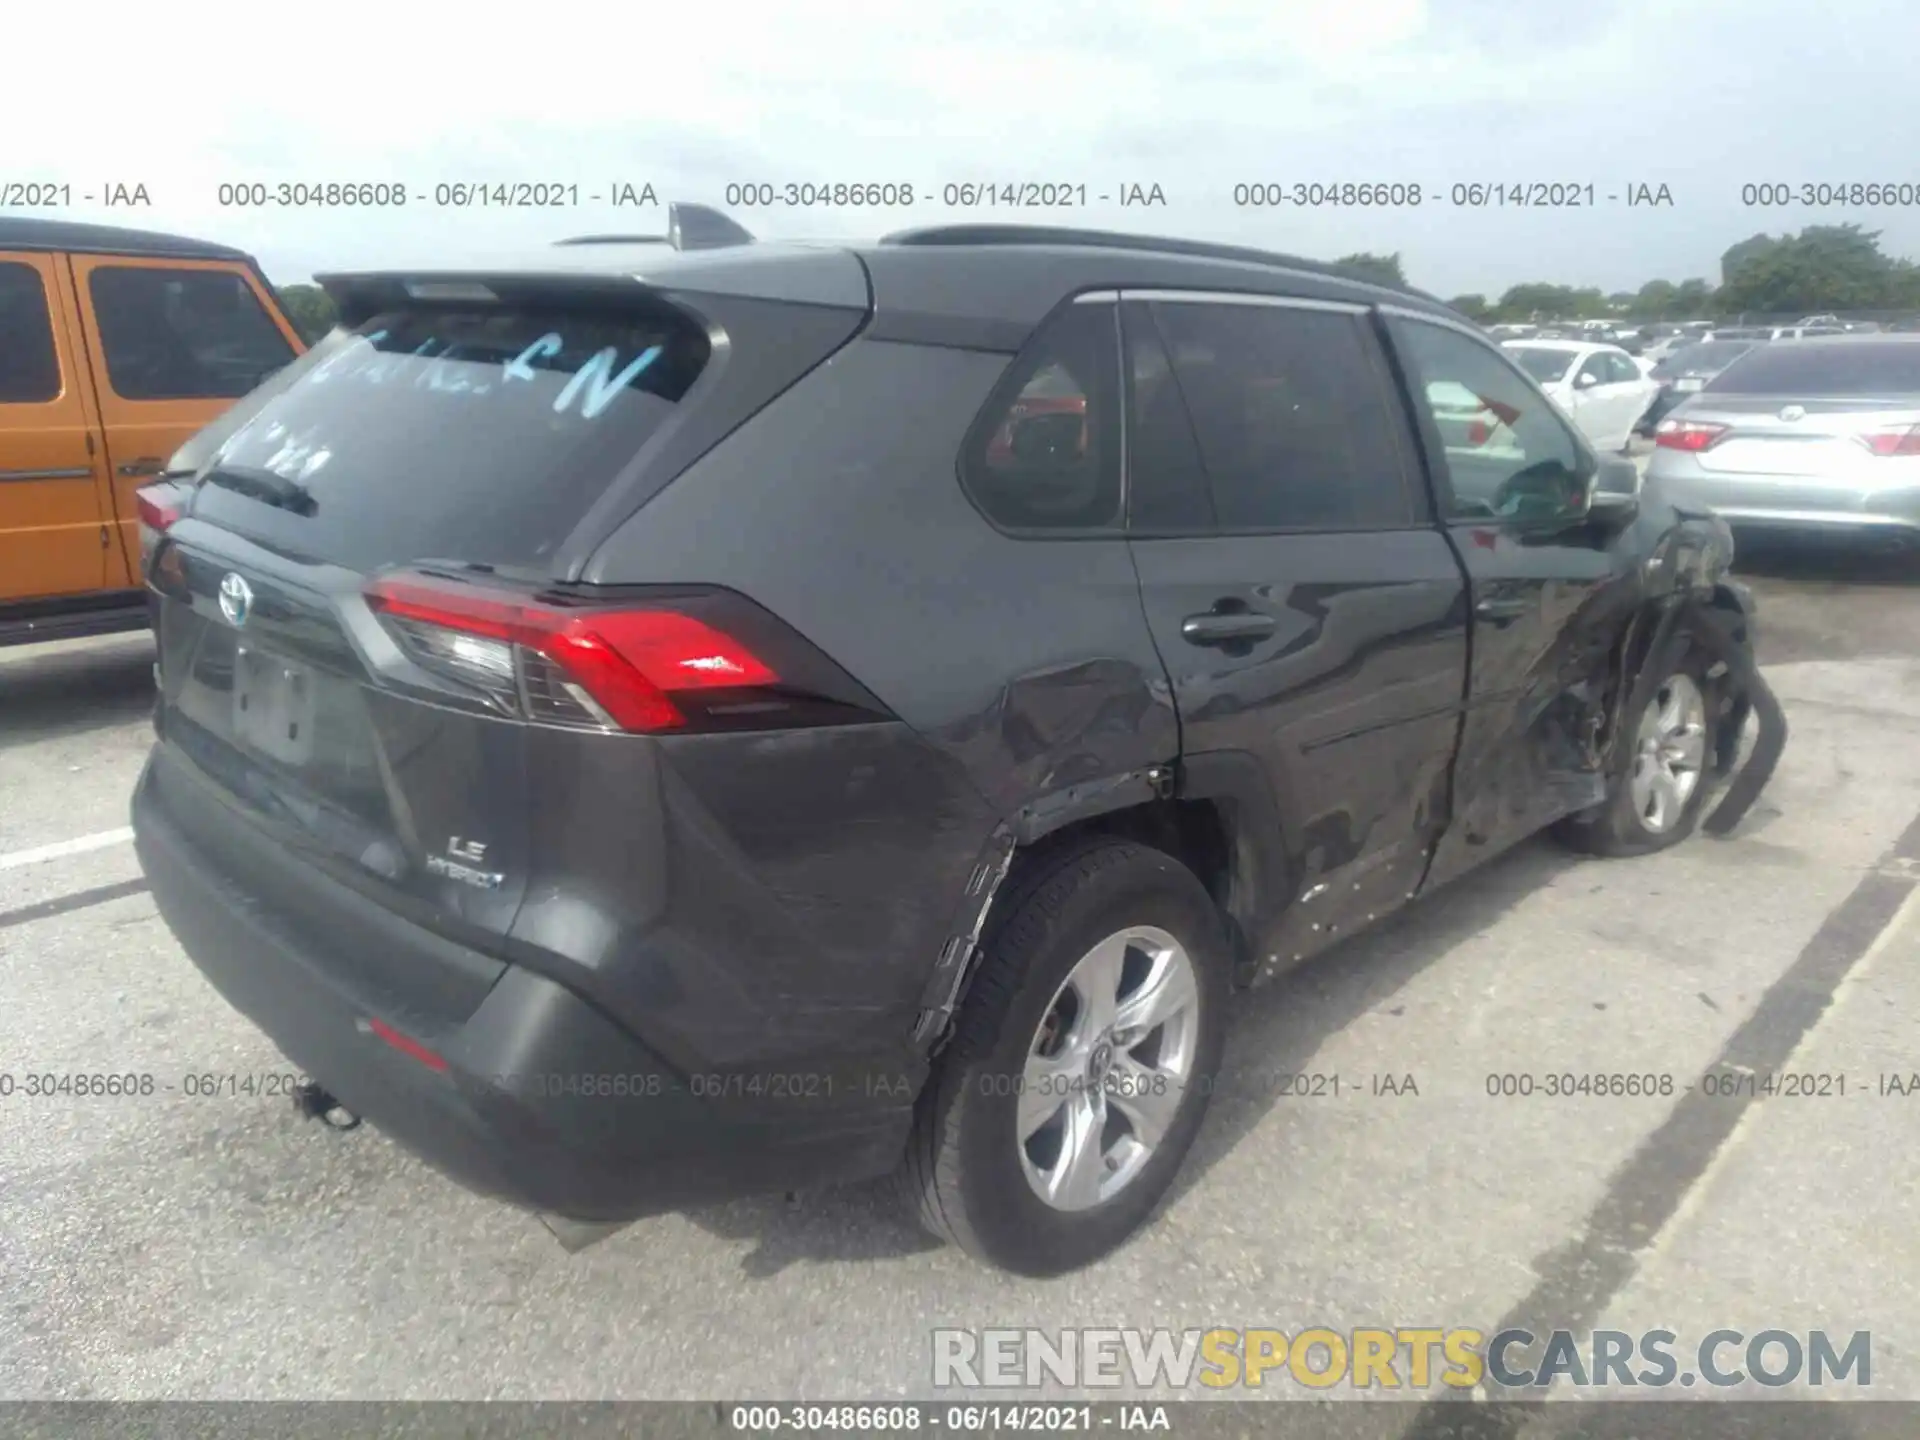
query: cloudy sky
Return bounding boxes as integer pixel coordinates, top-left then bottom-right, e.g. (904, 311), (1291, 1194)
(8, 0), (1916, 298)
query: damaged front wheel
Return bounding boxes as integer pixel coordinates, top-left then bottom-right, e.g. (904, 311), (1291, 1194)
(1555, 641), (1720, 857)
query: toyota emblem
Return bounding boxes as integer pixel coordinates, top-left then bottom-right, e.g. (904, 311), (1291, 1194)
(1778, 405), (1806, 422)
(218, 572), (254, 628)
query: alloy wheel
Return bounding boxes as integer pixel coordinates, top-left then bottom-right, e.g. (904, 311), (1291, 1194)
(1017, 925), (1202, 1212)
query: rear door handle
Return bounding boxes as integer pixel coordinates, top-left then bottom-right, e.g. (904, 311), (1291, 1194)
(1181, 611), (1277, 646)
(118, 457), (164, 478)
(1474, 595), (1534, 620)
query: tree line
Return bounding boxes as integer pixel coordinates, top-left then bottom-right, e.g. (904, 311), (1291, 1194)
(1341, 223), (1920, 322)
(272, 222), (1920, 342)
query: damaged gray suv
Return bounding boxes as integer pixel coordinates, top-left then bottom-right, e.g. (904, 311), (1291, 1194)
(131, 205), (1785, 1276)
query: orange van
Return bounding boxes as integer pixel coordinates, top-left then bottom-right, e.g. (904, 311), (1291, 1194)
(0, 218), (306, 645)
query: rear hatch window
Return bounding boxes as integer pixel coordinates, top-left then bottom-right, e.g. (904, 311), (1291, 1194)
(1658, 342), (1753, 375)
(1707, 342), (1920, 396)
(188, 299), (711, 573)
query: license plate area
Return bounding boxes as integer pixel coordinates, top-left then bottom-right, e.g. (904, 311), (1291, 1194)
(233, 645), (319, 766)
(1702, 438), (1854, 476)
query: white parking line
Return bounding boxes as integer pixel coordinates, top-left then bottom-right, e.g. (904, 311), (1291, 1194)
(0, 828), (135, 871)
(1642, 879), (1920, 1262)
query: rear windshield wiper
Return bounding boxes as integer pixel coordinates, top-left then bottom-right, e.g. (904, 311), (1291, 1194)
(202, 464), (319, 517)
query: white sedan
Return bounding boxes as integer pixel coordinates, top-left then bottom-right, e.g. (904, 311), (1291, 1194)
(1501, 340), (1661, 452)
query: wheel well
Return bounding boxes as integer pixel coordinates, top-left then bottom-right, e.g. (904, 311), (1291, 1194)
(1013, 799), (1245, 965)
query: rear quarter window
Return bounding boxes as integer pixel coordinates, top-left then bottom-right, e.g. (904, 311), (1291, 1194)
(189, 303), (712, 572)
(959, 302), (1123, 533)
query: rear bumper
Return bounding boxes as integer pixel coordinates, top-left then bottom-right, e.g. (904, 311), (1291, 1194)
(1648, 468), (1920, 540)
(132, 755), (915, 1223)
(1714, 508), (1920, 539)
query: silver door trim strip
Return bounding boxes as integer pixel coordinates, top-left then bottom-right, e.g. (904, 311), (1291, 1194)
(0, 467), (93, 483)
(1376, 303), (1491, 341)
(1122, 289), (1369, 314)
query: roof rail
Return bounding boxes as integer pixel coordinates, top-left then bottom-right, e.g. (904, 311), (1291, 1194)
(877, 223), (1433, 299)
(554, 234), (669, 246)
(554, 202), (756, 252)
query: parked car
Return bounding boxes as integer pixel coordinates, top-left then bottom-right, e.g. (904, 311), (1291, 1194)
(1502, 340), (1659, 451)
(0, 219), (307, 646)
(1760, 325), (1848, 341)
(132, 210), (1774, 1277)
(1647, 334), (1920, 545)
(1635, 340), (1762, 436)
(1637, 331), (1698, 370)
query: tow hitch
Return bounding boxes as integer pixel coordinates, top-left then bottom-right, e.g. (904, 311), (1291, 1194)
(291, 1079), (361, 1131)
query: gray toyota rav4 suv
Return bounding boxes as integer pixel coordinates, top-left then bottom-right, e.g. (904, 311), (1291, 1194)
(133, 206), (1783, 1275)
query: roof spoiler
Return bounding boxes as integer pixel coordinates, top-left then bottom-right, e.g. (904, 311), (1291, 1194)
(554, 202), (755, 252)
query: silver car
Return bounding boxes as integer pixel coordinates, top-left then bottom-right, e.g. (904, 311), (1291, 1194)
(1645, 335), (1920, 541)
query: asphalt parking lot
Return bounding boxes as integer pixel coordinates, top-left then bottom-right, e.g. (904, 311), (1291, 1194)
(4, 520), (1919, 1409)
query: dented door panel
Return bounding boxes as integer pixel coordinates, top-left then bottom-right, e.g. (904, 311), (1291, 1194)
(1422, 519), (1624, 888)
(1129, 530), (1470, 967)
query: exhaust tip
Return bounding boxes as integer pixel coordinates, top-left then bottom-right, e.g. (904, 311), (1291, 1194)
(537, 1213), (633, 1253)
(290, 1079), (361, 1130)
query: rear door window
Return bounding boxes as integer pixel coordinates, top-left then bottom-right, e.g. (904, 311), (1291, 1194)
(188, 302), (712, 571)
(1602, 352), (1642, 383)
(1143, 299), (1420, 532)
(0, 262), (61, 403)
(88, 266), (296, 400)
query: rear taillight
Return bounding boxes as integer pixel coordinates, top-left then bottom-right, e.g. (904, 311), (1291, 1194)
(1654, 419), (1728, 452)
(359, 1017), (449, 1073)
(1862, 424), (1920, 457)
(1466, 418), (1491, 445)
(366, 572), (882, 735)
(136, 486), (181, 532)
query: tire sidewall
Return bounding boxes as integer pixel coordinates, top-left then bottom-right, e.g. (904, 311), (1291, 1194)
(942, 847), (1229, 1275)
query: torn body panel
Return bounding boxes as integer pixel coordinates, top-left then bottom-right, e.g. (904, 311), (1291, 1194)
(911, 826), (1018, 1050)
(1558, 510), (1783, 837)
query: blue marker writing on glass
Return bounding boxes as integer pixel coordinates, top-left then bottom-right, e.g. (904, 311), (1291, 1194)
(553, 345), (662, 419)
(504, 333), (564, 385)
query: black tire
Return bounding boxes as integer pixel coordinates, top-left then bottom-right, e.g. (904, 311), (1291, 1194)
(898, 837), (1230, 1276)
(1554, 637), (1721, 858)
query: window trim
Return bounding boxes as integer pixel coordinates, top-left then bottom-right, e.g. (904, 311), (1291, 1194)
(0, 259), (65, 406)
(1119, 288), (1430, 540)
(1379, 306), (1597, 527)
(954, 293), (1128, 541)
(85, 261), (298, 404)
